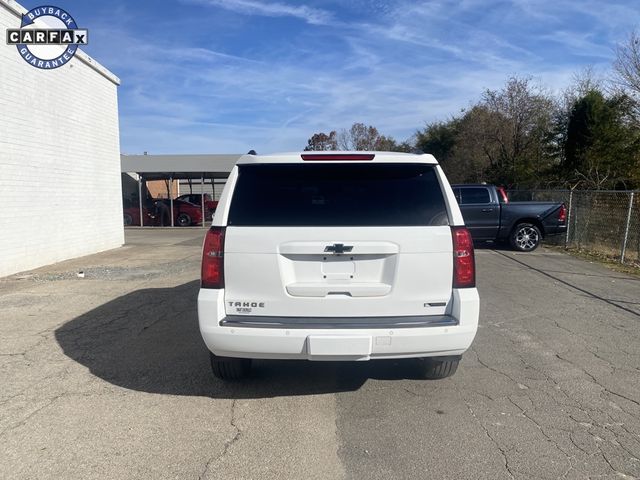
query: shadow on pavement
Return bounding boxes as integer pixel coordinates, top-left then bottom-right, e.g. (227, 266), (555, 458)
(55, 280), (428, 399)
(473, 240), (512, 251)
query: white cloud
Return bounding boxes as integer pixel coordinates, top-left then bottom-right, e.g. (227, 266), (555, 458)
(90, 0), (634, 154)
(188, 0), (333, 25)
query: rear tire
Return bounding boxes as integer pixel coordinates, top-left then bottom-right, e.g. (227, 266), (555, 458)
(418, 355), (460, 379)
(209, 352), (251, 380)
(123, 213), (133, 226)
(177, 213), (191, 227)
(510, 222), (541, 252)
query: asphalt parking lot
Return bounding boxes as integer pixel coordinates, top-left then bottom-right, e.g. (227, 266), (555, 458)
(1, 229), (639, 480)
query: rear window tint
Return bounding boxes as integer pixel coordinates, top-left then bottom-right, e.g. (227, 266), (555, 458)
(461, 187), (491, 204)
(227, 163), (449, 226)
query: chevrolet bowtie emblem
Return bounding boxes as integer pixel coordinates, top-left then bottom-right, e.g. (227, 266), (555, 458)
(324, 243), (353, 254)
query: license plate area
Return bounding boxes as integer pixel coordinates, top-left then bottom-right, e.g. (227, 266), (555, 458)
(307, 335), (372, 356)
(321, 257), (355, 280)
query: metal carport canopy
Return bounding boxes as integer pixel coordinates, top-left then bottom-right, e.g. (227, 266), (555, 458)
(120, 154), (243, 179)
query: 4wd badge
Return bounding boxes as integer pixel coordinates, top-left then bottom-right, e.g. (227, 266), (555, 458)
(228, 301), (265, 314)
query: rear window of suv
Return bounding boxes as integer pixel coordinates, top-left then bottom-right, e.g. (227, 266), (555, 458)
(227, 163), (449, 226)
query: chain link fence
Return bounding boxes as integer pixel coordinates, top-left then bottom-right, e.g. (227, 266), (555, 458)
(507, 190), (640, 266)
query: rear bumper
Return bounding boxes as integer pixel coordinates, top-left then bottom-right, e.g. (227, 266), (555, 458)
(543, 223), (567, 236)
(198, 288), (479, 361)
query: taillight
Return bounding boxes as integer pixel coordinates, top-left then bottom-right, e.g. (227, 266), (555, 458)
(451, 226), (475, 288)
(558, 204), (567, 223)
(201, 227), (225, 288)
(497, 187), (509, 203)
(301, 153), (375, 161)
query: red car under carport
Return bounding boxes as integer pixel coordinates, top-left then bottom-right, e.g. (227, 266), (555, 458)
(123, 199), (203, 227)
(176, 193), (218, 220)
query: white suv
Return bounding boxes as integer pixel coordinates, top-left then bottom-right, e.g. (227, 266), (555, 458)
(198, 151), (479, 380)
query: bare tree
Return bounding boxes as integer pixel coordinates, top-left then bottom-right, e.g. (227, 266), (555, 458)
(337, 123), (408, 151)
(561, 66), (603, 109)
(614, 29), (640, 96)
(337, 123), (383, 150)
(478, 77), (555, 186)
(306, 123), (410, 152)
(304, 131), (337, 151)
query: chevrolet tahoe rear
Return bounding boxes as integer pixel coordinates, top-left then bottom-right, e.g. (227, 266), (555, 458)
(198, 152), (479, 380)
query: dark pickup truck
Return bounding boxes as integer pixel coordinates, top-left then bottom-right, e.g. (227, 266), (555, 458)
(452, 184), (567, 251)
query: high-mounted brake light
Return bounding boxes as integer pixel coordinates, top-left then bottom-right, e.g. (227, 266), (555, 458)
(201, 227), (225, 288)
(301, 153), (375, 161)
(451, 226), (475, 288)
(558, 204), (567, 223)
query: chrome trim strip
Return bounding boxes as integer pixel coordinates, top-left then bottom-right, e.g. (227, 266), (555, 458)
(220, 315), (457, 329)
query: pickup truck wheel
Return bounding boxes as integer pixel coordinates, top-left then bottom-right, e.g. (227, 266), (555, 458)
(418, 356), (460, 379)
(177, 213), (191, 227)
(510, 223), (541, 252)
(123, 213), (133, 226)
(209, 352), (251, 380)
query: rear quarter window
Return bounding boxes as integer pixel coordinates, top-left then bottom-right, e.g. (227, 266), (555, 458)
(227, 163), (449, 226)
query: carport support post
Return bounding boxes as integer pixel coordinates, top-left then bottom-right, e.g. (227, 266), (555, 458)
(621, 192), (634, 264)
(201, 174), (206, 229)
(138, 174), (144, 227)
(169, 176), (175, 227)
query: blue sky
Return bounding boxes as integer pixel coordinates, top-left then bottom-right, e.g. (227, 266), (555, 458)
(46, 0), (640, 153)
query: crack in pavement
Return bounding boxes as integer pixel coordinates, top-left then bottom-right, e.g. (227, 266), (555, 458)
(601, 451), (636, 478)
(470, 346), (523, 387)
(199, 399), (242, 480)
(554, 353), (640, 411)
(0, 393), (64, 438)
(469, 321), (640, 478)
(464, 400), (516, 479)
(476, 312), (638, 424)
(505, 396), (574, 472)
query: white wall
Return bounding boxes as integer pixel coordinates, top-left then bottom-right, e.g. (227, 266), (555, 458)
(0, 0), (124, 277)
